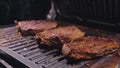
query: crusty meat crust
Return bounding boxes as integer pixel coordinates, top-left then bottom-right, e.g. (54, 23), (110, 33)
(36, 25), (85, 47)
(15, 20), (58, 35)
(62, 36), (119, 60)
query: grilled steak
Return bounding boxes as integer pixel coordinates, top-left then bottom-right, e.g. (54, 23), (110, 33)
(62, 36), (119, 60)
(15, 20), (58, 35)
(36, 25), (85, 47)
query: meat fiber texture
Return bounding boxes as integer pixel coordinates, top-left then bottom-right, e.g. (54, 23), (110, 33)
(15, 20), (58, 35)
(62, 36), (119, 60)
(35, 25), (85, 48)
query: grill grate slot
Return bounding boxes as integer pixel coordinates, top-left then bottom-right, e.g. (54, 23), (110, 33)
(12, 41), (37, 51)
(34, 55), (54, 64)
(8, 39), (30, 46)
(23, 49), (43, 57)
(44, 57), (64, 68)
(35, 52), (59, 64)
(48, 59), (67, 68)
(36, 55), (54, 64)
(41, 55), (65, 68)
(9, 39), (34, 49)
(16, 45), (39, 54)
(42, 60), (58, 68)
(29, 49), (58, 61)
(24, 49), (43, 58)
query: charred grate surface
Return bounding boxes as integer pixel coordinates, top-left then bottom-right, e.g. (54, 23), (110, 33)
(0, 25), (120, 68)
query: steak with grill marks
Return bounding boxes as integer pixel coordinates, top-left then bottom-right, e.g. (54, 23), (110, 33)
(35, 25), (85, 47)
(62, 36), (119, 60)
(15, 20), (58, 35)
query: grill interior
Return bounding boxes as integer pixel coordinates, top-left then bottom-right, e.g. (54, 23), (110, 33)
(0, 25), (120, 68)
(54, 0), (120, 21)
(53, 0), (120, 30)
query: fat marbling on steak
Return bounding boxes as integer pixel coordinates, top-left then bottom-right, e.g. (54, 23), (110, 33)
(62, 36), (119, 60)
(36, 25), (85, 47)
(15, 20), (58, 35)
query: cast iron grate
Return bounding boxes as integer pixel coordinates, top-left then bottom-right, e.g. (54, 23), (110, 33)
(0, 26), (90, 68)
(0, 25), (120, 68)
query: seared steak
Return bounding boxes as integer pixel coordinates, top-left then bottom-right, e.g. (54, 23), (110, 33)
(36, 25), (85, 47)
(62, 36), (119, 59)
(15, 20), (58, 35)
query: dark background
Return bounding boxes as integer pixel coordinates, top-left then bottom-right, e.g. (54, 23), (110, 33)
(0, 0), (51, 25)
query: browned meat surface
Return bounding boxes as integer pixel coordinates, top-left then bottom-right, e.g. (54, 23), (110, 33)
(62, 36), (119, 60)
(36, 25), (85, 47)
(15, 20), (58, 35)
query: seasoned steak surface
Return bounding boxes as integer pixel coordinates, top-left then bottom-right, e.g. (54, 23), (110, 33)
(62, 36), (119, 59)
(15, 20), (58, 35)
(36, 25), (85, 47)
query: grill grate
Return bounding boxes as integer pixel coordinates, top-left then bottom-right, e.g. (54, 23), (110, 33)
(0, 25), (120, 68)
(0, 26), (88, 68)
